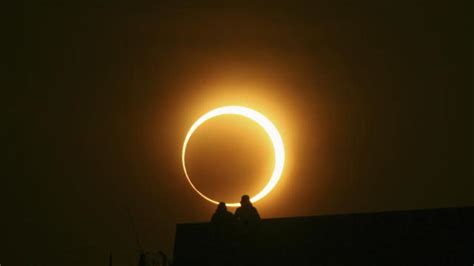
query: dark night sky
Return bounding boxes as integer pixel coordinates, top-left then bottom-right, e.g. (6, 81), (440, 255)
(5, 1), (473, 265)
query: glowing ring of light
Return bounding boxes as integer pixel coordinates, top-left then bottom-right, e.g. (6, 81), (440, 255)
(182, 106), (285, 207)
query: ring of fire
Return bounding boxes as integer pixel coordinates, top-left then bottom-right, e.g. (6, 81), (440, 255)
(182, 106), (285, 207)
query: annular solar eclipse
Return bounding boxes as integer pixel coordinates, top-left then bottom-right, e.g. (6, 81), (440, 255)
(182, 106), (285, 207)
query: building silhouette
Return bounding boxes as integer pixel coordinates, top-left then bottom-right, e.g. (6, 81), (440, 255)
(173, 206), (473, 265)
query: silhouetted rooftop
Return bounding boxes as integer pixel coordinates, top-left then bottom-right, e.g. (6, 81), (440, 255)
(174, 206), (473, 266)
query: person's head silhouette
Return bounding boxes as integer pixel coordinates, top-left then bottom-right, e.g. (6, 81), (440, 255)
(216, 202), (227, 212)
(240, 195), (252, 207)
(235, 194), (261, 225)
(211, 202), (233, 224)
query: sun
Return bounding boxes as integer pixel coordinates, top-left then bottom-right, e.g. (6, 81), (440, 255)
(182, 106), (285, 207)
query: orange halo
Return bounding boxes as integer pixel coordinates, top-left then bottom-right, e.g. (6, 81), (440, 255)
(182, 106), (285, 207)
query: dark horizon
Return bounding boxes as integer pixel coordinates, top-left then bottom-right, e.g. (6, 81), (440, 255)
(174, 206), (473, 265)
(6, 1), (473, 265)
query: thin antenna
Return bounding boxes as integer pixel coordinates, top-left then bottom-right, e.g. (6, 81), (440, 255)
(124, 205), (142, 251)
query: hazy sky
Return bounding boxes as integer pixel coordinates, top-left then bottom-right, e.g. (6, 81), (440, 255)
(6, 1), (472, 265)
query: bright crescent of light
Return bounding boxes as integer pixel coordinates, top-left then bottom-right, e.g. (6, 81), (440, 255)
(182, 106), (285, 207)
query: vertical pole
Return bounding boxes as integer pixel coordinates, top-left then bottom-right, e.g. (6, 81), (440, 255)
(125, 205), (142, 251)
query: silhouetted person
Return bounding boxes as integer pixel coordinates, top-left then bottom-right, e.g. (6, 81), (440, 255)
(234, 195), (260, 226)
(210, 202), (235, 266)
(211, 202), (234, 225)
(211, 202), (235, 242)
(234, 195), (261, 266)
